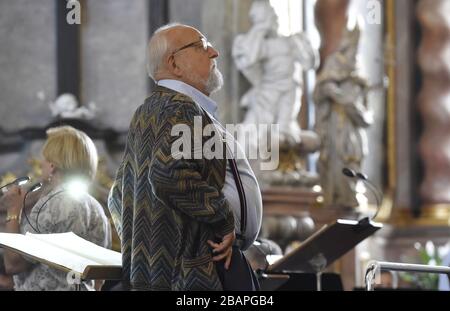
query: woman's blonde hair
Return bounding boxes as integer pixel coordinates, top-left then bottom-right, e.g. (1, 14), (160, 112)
(42, 126), (98, 181)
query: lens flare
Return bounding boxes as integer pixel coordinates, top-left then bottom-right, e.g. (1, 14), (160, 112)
(65, 179), (88, 198)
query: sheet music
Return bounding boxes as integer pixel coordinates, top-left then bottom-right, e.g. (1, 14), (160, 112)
(0, 232), (100, 274)
(27, 232), (121, 266)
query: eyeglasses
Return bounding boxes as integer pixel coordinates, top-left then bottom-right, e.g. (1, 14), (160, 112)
(172, 37), (213, 55)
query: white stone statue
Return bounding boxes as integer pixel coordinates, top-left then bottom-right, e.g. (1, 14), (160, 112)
(313, 25), (375, 208)
(232, 0), (320, 185)
(49, 93), (97, 120)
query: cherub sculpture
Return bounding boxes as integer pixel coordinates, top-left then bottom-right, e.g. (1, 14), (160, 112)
(233, 0), (320, 186)
(49, 94), (97, 120)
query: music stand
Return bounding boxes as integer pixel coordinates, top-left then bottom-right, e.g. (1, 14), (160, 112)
(262, 218), (382, 291)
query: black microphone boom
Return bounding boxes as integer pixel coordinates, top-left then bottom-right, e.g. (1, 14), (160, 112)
(359, 178), (383, 218)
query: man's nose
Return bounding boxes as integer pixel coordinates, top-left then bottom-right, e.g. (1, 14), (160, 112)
(209, 46), (219, 58)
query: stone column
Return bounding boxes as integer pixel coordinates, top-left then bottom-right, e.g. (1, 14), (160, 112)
(370, 0), (450, 291)
(391, 0), (420, 212)
(417, 0), (450, 203)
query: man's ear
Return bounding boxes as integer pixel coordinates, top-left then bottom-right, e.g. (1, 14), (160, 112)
(167, 54), (183, 77)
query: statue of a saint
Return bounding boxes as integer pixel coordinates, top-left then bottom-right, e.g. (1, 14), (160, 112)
(313, 25), (374, 208)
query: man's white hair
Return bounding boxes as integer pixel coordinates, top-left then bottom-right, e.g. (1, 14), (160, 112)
(146, 23), (186, 81)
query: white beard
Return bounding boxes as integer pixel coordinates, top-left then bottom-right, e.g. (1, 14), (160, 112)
(205, 67), (224, 94)
(184, 61), (224, 95)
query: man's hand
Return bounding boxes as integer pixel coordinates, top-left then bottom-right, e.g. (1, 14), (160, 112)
(208, 231), (236, 270)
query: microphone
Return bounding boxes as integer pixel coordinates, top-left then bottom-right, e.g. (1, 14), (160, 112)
(0, 176), (31, 193)
(341, 168), (383, 221)
(356, 172), (368, 180)
(342, 168), (356, 178)
(27, 182), (43, 194)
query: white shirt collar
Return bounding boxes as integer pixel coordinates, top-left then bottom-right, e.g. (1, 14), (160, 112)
(157, 79), (218, 118)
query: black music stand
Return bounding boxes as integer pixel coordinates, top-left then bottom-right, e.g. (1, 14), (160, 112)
(260, 218), (382, 291)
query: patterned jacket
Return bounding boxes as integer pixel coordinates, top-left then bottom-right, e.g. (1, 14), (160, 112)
(108, 86), (235, 290)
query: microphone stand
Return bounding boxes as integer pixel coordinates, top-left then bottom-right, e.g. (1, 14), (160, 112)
(22, 182), (43, 233)
(342, 168), (383, 223)
(356, 173), (383, 221)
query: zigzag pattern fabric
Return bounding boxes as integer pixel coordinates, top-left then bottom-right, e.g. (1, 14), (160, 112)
(108, 86), (235, 291)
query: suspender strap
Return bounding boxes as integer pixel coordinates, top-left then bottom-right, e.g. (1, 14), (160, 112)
(228, 158), (247, 238)
(198, 105), (247, 240)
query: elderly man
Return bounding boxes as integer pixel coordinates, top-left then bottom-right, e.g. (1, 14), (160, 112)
(108, 23), (262, 291)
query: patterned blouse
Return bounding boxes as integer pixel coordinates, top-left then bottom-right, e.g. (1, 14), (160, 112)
(13, 185), (112, 291)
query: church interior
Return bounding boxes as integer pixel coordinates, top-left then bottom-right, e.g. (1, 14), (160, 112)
(1, 0), (450, 291)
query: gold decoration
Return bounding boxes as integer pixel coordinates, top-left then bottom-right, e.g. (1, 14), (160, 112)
(0, 172), (18, 188)
(278, 144), (306, 173)
(385, 0), (397, 191)
(27, 157), (43, 180)
(389, 205), (450, 227)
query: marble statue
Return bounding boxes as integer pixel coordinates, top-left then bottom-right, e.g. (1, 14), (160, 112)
(232, 0), (320, 186)
(49, 94), (97, 120)
(313, 25), (374, 208)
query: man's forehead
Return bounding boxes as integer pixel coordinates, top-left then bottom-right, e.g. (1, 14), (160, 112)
(168, 26), (204, 43)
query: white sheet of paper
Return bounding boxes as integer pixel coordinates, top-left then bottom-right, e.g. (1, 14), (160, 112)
(0, 232), (100, 274)
(26, 232), (121, 266)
